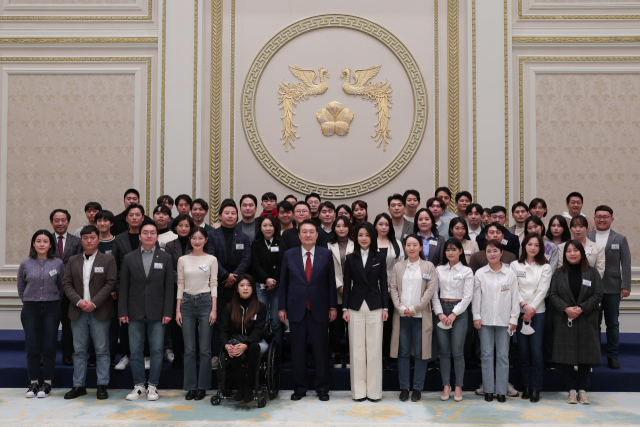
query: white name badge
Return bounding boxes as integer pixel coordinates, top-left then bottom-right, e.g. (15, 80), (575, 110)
(236, 244), (244, 250)
(501, 284), (510, 292)
(160, 242), (166, 249)
(94, 267), (104, 273)
(517, 271), (526, 278)
(270, 246), (279, 252)
(501, 239), (508, 245)
(49, 270), (57, 277)
(464, 250), (471, 255)
(429, 240), (438, 246)
(585, 249), (592, 256)
(105, 250), (112, 255)
(612, 244), (620, 250)
(154, 263), (163, 270)
(582, 279), (592, 287)
(403, 234), (408, 239)
(422, 274), (431, 281)
(453, 273), (463, 281)
(199, 264), (209, 272)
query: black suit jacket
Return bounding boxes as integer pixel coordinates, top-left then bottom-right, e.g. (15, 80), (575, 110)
(342, 251), (388, 311)
(111, 231), (138, 291)
(118, 245), (175, 321)
(251, 238), (282, 284)
(476, 230), (520, 259)
(279, 226), (328, 262)
(110, 210), (154, 236)
(53, 232), (83, 266)
(165, 238), (192, 283)
(206, 227), (251, 280)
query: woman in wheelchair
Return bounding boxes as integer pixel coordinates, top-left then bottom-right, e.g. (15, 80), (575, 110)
(220, 274), (268, 403)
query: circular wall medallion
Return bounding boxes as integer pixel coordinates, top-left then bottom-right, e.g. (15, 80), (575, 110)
(242, 14), (427, 198)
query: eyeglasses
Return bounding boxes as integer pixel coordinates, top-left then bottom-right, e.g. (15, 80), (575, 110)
(141, 232), (157, 236)
(595, 216), (611, 221)
(294, 210), (309, 214)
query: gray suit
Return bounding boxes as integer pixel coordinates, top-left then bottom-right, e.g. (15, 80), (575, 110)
(398, 219), (414, 240)
(54, 232), (83, 266)
(587, 229), (631, 294)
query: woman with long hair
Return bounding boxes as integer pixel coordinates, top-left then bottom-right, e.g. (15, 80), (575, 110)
(546, 215), (571, 246)
(448, 217), (479, 264)
(525, 216), (558, 272)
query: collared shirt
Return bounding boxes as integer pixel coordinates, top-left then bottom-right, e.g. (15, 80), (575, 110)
(141, 246), (155, 278)
(472, 264), (520, 326)
(433, 262), (474, 316)
(417, 231), (434, 260)
(81, 251), (97, 305)
(321, 224), (332, 234)
(400, 260), (423, 317)
(441, 209), (457, 223)
(468, 226), (482, 241)
(595, 229), (610, 248)
(265, 238), (273, 251)
(361, 248), (369, 268)
(562, 211), (585, 220)
(54, 232), (67, 253)
(301, 245), (315, 267)
(17, 257), (65, 302)
(510, 260), (552, 313)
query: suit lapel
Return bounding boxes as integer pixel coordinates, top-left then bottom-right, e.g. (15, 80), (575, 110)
(62, 233), (72, 260)
(355, 252), (367, 281)
(560, 272), (578, 306)
(89, 252), (99, 283)
(134, 249), (146, 279)
(577, 271), (591, 305)
(309, 249), (323, 283)
(605, 230), (616, 253)
(123, 233), (133, 253)
(297, 248), (309, 283)
(216, 230), (227, 263)
(74, 255), (84, 295)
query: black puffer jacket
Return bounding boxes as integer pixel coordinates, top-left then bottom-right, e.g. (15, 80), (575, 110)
(220, 300), (267, 346)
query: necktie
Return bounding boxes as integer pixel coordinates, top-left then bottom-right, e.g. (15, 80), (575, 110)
(306, 251), (312, 309)
(57, 236), (64, 258)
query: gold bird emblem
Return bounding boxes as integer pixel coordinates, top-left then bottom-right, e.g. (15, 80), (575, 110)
(316, 101), (354, 137)
(341, 65), (393, 151)
(278, 66), (330, 151)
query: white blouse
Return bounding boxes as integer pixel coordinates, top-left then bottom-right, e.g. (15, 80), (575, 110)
(432, 262), (474, 316)
(400, 260), (423, 318)
(472, 264), (520, 327)
(510, 260), (552, 313)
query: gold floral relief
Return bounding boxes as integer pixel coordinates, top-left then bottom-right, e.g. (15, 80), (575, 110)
(316, 101), (353, 137)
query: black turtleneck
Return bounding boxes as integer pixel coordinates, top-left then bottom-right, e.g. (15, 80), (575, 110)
(158, 227), (169, 235)
(128, 232), (140, 251)
(568, 263), (583, 302)
(178, 236), (189, 255)
(221, 225), (234, 257)
(239, 296), (251, 309)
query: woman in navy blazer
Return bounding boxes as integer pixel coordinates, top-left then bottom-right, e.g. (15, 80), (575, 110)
(342, 222), (389, 402)
(413, 208), (445, 267)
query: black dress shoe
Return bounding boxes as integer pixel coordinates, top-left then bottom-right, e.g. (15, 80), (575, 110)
(544, 362), (555, 371)
(64, 387), (87, 399)
(96, 385), (108, 400)
(87, 355), (97, 367)
(185, 390), (196, 400)
(193, 389), (206, 401)
(608, 357), (621, 370)
(353, 397), (367, 402)
(427, 361), (438, 371)
(243, 388), (254, 403)
(399, 389), (410, 402)
(234, 385), (245, 402)
(521, 386), (531, 399)
(317, 391), (330, 401)
(291, 391), (306, 401)
(496, 394), (506, 403)
(530, 389), (540, 403)
(485, 393), (493, 402)
(63, 356), (74, 366)
(411, 390), (421, 402)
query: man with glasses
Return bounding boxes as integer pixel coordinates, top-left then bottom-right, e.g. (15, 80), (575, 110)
(280, 201), (329, 260)
(475, 206), (520, 258)
(587, 205), (631, 370)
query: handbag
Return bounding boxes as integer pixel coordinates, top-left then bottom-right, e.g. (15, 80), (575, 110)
(227, 333), (248, 346)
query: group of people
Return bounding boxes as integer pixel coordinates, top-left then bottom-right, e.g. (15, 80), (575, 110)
(17, 186), (631, 407)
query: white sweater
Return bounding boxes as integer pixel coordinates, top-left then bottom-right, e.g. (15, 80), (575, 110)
(177, 254), (218, 299)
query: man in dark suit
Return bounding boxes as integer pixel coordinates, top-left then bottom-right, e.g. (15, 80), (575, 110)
(110, 189), (153, 236)
(476, 207), (520, 258)
(280, 201), (328, 261)
(61, 226), (117, 400)
(51, 208), (84, 366)
(588, 205), (632, 370)
(119, 222), (174, 401)
(279, 219), (337, 401)
(207, 199), (251, 360)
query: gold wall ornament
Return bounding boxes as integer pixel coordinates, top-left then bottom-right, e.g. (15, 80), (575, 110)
(340, 65), (393, 151)
(278, 66), (330, 151)
(316, 101), (354, 137)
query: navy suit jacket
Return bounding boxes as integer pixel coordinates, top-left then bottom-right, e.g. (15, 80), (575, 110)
(278, 246), (337, 324)
(206, 227), (251, 280)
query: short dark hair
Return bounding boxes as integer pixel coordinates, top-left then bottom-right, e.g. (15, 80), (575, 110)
(403, 233), (426, 260)
(49, 209), (70, 222)
(413, 208), (439, 237)
(595, 205), (613, 216)
(84, 202), (102, 212)
(566, 191), (584, 204)
(426, 197), (446, 210)
(153, 204), (172, 217)
(465, 203), (484, 216)
(188, 226), (209, 251)
(191, 198), (209, 212)
(511, 201), (529, 214)
(219, 199), (238, 216)
(255, 214), (280, 243)
(318, 201), (336, 213)
(350, 200), (368, 223)
(124, 188), (140, 200)
(352, 222), (378, 258)
(277, 200), (294, 213)
(403, 189), (420, 202)
(518, 233), (548, 265)
(305, 193), (321, 203)
(284, 194), (298, 203)
(297, 218), (317, 232)
(29, 230), (56, 259)
(175, 194), (193, 206)
(95, 210), (115, 224)
(435, 186), (452, 198)
(455, 191), (472, 203)
(545, 215), (571, 242)
(294, 201), (311, 212)
(157, 194), (174, 206)
(239, 194), (257, 207)
(329, 216), (353, 244)
(528, 198), (547, 217)
(261, 192), (277, 202)
(524, 215), (546, 237)
(80, 225), (99, 238)
(335, 204), (352, 217)
(561, 240), (590, 273)
(126, 203), (145, 216)
(569, 215), (589, 229)
(140, 222), (158, 233)
(485, 239), (504, 252)
(170, 213), (195, 234)
(490, 205), (507, 215)
(387, 193), (405, 207)
(486, 222), (508, 236)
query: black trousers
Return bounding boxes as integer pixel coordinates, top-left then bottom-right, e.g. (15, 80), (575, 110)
(60, 294), (74, 357)
(290, 309), (331, 393)
(329, 304), (345, 355)
(228, 342), (261, 388)
(561, 364), (591, 391)
(382, 300), (395, 358)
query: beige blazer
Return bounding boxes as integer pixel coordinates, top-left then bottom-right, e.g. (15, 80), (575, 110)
(389, 259), (437, 359)
(328, 240), (354, 304)
(557, 238), (605, 278)
(461, 239), (479, 265)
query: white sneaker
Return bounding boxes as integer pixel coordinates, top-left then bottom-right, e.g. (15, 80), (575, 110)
(475, 384), (484, 395)
(115, 355), (130, 370)
(37, 383), (51, 398)
(211, 357), (219, 370)
(26, 383), (39, 398)
(507, 383), (519, 397)
(144, 357), (151, 370)
(164, 349), (175, 363)
(147, 385), (159, 401)
(126, 385), (146, 401)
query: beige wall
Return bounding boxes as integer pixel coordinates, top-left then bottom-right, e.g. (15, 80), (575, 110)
(8, 0), (136, 4)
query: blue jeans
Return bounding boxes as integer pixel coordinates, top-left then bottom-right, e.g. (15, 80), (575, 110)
(257, 284), (282, 347)
(398, 316), (428, 390)
(181, 293), (213, 390)
(517, 312), (545, 390)
(479, 325), (509, 395)
(435, 301), (468, 387)
(599, 293), (621, 358)
(21, 301), (60, 382)
(70, 311), (110, 387)
(129, 318), (165, 386)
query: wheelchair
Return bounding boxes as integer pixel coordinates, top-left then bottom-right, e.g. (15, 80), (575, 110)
(210, 334), (281, 408)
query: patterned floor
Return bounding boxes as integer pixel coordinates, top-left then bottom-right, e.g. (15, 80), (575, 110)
(1, 388), (639, 426)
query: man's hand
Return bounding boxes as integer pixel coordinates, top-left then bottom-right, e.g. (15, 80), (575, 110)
(523, 314), (531, 323)
(83, 302), (95, 312)
(266, 278), (277, 290)
(111, 292), (117, 300)
(382, 310), (389, 322)
(278, 310), (287, 323)
(342, 310), (350, 323)
(565, 306), (581, 319)
(338, 286), (343, 296)
(622, 289), (631, 298)
(329, 308), (337, 322)
(78, 300), (87, 310)
(474, 320), (481, 330)
(119, 316), (129, 324)
(162, 316), (172, 325)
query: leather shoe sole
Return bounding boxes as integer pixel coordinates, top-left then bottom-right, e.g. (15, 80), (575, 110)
(318, 392), (330, 401)
(291, 392), (306, 401)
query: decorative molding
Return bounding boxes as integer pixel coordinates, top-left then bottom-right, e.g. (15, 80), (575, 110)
(447, 0), (459, 213)
(160, 0), (166, 195)
(0, 37), (157, 44)
(518, 0), (640, 20)
(513, 37), (640, 44)
(192, 0), (198, 198)
(504, 0), (510, 218)
(229, 0), (235, 199)
(434, 0), (439, 188)
(210, 0), (222, 223)
(0, 0), (152, 20)
(241, 14), (427, 198)
(472, 0), (477, 201)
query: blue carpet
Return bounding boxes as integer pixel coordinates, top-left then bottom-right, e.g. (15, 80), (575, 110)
(1, 330), (638, 392)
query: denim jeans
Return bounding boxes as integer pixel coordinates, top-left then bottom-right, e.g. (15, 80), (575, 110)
(561, 364), (591, 391)
(517, 312), (545, 390)
(70, 311), (111, 387)
(543, 296), (554, 363)
(479, 325), (509, 395)
(398, 316), (428, 390)
(129, 318), (165, 386)
(181, 292), (213, 390)
(435, 301), (468, 387)
(599, 293), (621, 358)
(21, 301), (60, 382)
(257, 284), (282, 347)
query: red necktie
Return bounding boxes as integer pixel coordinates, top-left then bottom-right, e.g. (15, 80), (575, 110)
(57, 236), (64, 258)
(306, 251), (312, 309)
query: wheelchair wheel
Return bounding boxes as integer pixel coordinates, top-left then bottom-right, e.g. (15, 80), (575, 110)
(257, 393), (267, 408)
(267, 341), (281, 400)
(211, 394), (221, 405)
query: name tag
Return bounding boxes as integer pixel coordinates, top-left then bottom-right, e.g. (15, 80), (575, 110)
(453, 273), (463, 281)
(582, 279), (591, 287)
(403, 234), (408, 239)
(252, 314), (257, 320)
(199, 264), (209, 272)
(49, 270), (57, 277)
(160, 242), (166, 249)
(94, 267), (104, 273)
(422, 274), (431, 281)
(373, 263), (380, 267)
(105, 250), (112, 255)
(585, 249), (592, 256)
(501, 239), (508, 245)
(429, 240), (438, 246)
(501, 284), (510, 292)
(612, 244), (619, 250)
(517, 271), (526, 278)
(154, 263), (163, 270)
(464, 250), (471, 255)
(236, 244), (244, 250)
(270, 246), (279, 252)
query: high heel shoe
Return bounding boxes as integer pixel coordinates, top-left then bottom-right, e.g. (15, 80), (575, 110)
(530, 389), (540, 403)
